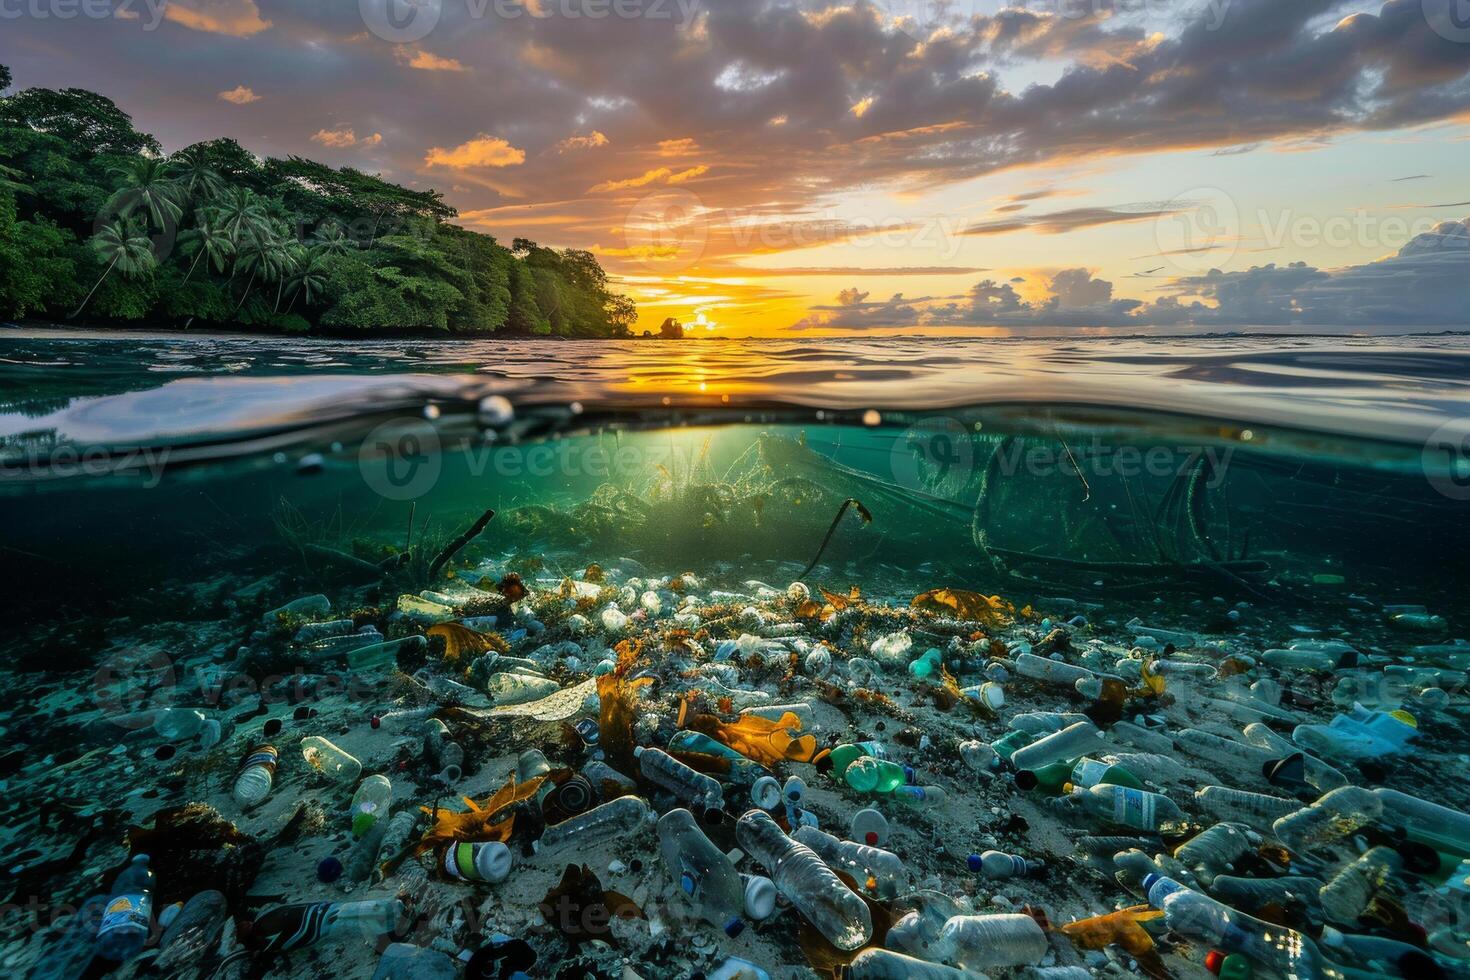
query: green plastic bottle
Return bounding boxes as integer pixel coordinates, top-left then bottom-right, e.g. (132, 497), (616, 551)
(846, 757), (908, 794)
(1069, 758), (1145, 791)
(992, 730), (1033, 763)
(824, 741), (887, 778)
(1014, 759), (1078, 794)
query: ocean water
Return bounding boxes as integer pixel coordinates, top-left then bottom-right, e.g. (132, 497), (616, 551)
(3, 330), (1470, 975)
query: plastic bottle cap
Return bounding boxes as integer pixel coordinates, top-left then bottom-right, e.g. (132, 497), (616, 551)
(865, 832), (879, 845)
(633, 745), (646, 757)
(476, 842), (512, 883)
(967, 854), (984, 873)
(723, 917), (745, 938)
(742, 875), (776, 920)
(317, 856), (344, 883)
(1205, 950), (1225, 974)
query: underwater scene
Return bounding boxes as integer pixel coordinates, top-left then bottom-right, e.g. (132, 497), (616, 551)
(3, 334), (1470, 980)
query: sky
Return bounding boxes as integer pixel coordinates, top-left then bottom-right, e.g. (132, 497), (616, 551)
(4, 0), (1470, 336)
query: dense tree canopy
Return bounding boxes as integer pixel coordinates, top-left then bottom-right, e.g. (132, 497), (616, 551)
(0, 68), (634, 337)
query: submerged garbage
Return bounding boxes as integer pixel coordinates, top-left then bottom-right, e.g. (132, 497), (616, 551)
(4, 455), (1470, 980)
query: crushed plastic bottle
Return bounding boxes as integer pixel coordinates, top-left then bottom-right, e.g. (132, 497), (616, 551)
(793, 825), (908, 897)
(658, 808), (746, 936)
(534, 795), (651, 857)
(735, 809), (872, 950)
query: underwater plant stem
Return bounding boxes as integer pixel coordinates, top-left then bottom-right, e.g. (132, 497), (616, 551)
(797, 497), (871, 579)
(405, 501), (416, 555)
(428, 508), (496, 580)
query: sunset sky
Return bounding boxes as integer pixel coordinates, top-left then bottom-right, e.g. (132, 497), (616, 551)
(7, 0), (1470, 335)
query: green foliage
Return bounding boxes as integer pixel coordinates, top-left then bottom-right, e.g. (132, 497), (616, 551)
(0, 79), (635, 335)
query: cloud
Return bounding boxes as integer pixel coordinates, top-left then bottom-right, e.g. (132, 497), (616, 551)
(163, 0), (270, 37)
(312, 128), (382, 149)
(217, 86), (260, 105)
(403, 51), (469, 73)
(657, 138), (699, 156)
(790, 219), (1470, 332)
(964, 204), (1190, 237)
(556, 131), (610, 153)
(424, 135), (526, 169)
(589, 165), (709, 194)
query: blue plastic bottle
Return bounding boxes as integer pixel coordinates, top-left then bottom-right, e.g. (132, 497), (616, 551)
(96, 854), (154, 961)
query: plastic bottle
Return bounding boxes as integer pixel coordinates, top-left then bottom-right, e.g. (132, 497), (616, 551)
(635, 746), (724, 816)
(1009, 711), (1090, 735)
(534, 795), (651, 857)
(821, 741), (887, 778)
(1173, 823), (1255, 885)
(152, 708), (207, 742)
(968, 849), (1040, 879)
(1319, 846), (1402, 925)
(1209, 875), (1325, 921)
(931, 914), (1048, 971)
(345, 634), (426, 671)
(1009, 721), (1105, 772)
(295, 619), (356, 642)
(658, 808), (746, 936)
(885, 890), (967, 960)
(1242, 723), (1347, 791)
(735, 808), (872, 950)
(1068, 784), (1187, 832)
(844, 947), (970, 979)
(1373, 788), (1470, 856)
(1273, 786), (1382, 854)
(303, 629), (386, 662)
(423, 718), (464, 783)
(850, 807), (889, 847)
(301, 736), (362, 783)
(1017, 756), (1142, 794)
(1144, 875), (1325, 978)
(232, 744), (278, 809)
(1014, 652), (1095, 687)
(1103, 752), (1190, 785)
(793, 826), (908, 897)
(958, 739), (1000, 776)
(372, 811), (422, 886)
(1194, 786), (1301, 832)
(341, 817), (390, 892)
(891, 785), (948, 811)
(247, 898), (404, 952)
(1111, 720), (1175, 754)
(263, 593), (331, 623)
(1173, 729), (1276, 771)
(440, 841), (513, 884)
(96, 854), (154, 962)
(845, 756), (908, 794)
(485, 672), (560, 706)
(749, 775), (782, 809)
(349, 774), (393, 837)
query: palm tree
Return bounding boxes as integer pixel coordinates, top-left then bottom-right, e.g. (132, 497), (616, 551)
(167, 146), (225, 204)
(71, 218), (157, 319)
(107, 158), (184, 231)
(213, 187), (267, 242)
(177, 213), (235, 284)
(232, 227), (288, 314)
(272, 243), (307, 313)
(284, 252), (328, 314)
(310, 220), (356, 256)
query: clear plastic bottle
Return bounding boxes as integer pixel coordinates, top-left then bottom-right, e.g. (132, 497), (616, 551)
(1319, 846), (1402, 925)
(1242, 723), (1347, 790)
(886, 890), (967, 960)
(263, 593), (331, 623)
(968, 850), (1040, 879)
(371, 811), (422, 886)
(247, 898), (403, 952)
(534, 795), (651, 857)
(635, 746), (724, 815)
(1194, 785), (1300, 832)
(1008, 711), (1090, 735)
(844, 947), (970, 979)
(342, 816), (390, 892)
(958, 739), (999, 776)
(303, 629), (385, 662)
(423, 719), (464, 783)
(658, 808), (746, 936)
(345, 634), (426, 671)
(1110, 720), (1175, 754)
(793, 826), (908, 897)
(440, 841), (513, 884)
(484, 671), (560, 705)
(1173, 728), (1276, 771)
(95, 855), (154, 962)
(301, 736), (362, 783)
(1069, 784), (1187, 832)
(1273, 786), (1382, 854)
(1009, 721), (1105, 772)
(931, 913), (1048, 971)
(1014, 653), (1095, 687)
(1209, 875), (1325, 920)
(232, 744), (278, 809)
(153, 708), (207, 742)
(845, 757), (908, 794)
(349, 774), (393, 837)
(891, 785), (948, 811)
(1173, 822), (1255, 884)
(1144, 875), (1325, 978)
(735, 809), (872, 951)
(517, 748), (552, 783)
(294, 619), (356, 642)
(1373, 788), (1470, 855)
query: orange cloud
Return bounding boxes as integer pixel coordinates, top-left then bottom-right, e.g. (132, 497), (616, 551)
(424, 135), (527, 169)
(312, 128), (382, 149)
(657, 138), (699, 156)
(404, 50), (468, 72)
(589, 165), (709, 193)
(217, 86), (260, 105)
(557, 131), (610, 153)
(164, 0), (270, 36)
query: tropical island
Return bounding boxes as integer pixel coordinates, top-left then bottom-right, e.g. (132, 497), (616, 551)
(0, 64), (637, 338)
